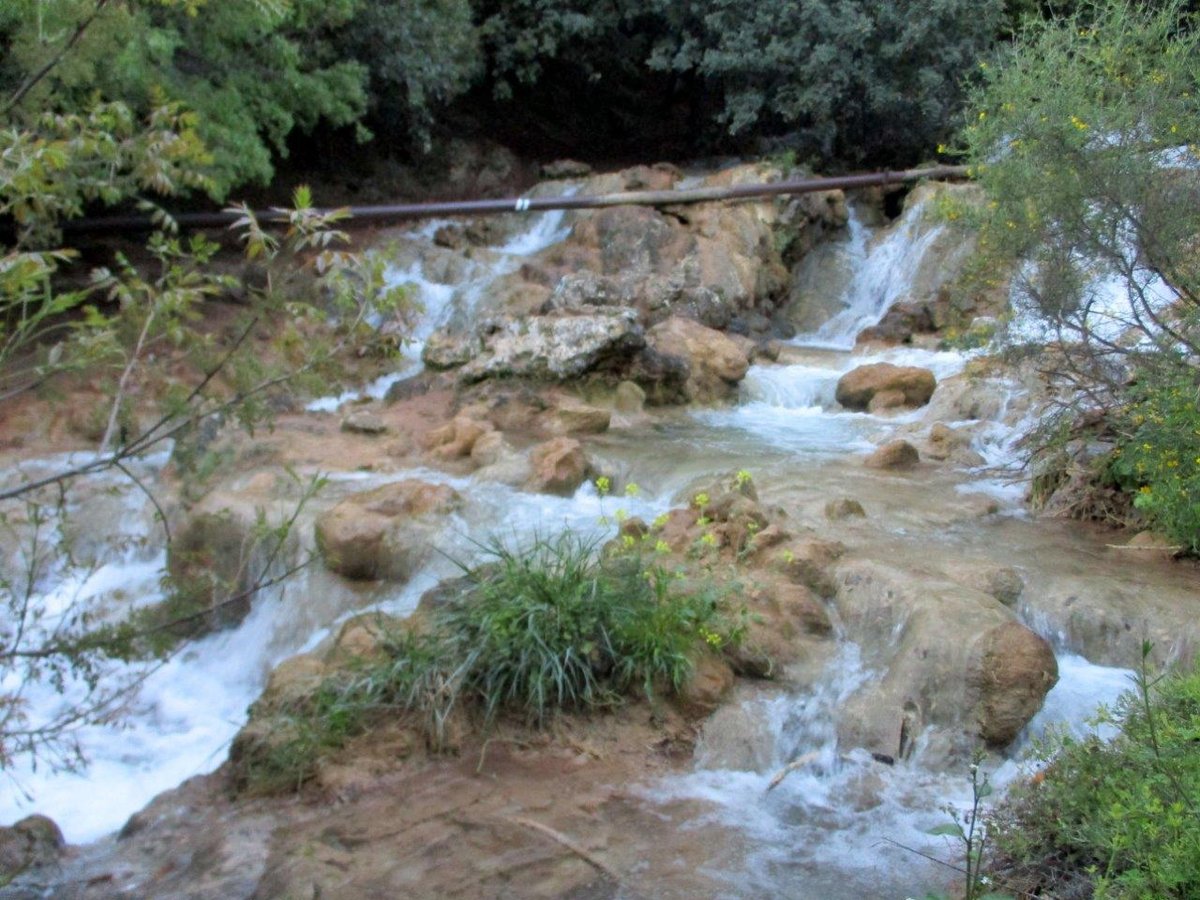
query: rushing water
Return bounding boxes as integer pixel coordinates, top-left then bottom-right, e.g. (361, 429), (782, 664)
(0, 190), (1164, 895)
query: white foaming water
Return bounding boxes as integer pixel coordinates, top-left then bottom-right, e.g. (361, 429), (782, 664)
(1004, 242), (1179, 348)
(0, 454), (670, 842)
(698, 346), (975, 458)
(650, 643), (1138, 897)
(800, 202), (947, 350)
(306, 201), (574, 413)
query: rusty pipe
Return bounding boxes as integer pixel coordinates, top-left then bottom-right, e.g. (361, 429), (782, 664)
(59, 165), (969, 236)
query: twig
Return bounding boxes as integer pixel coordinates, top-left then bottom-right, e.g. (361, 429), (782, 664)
(507, 816), (646, 898)
(2, 0), (114, 116)
(766, 750), (821, 792)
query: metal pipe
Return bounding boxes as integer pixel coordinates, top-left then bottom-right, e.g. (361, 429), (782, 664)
(60, 165), (969, 235)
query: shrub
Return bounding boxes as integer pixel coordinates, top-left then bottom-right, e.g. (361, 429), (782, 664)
(1108, 371), (1200, 552)
(241, 529), (738, 791)
(988, 649), (1200, 898)
(957, 0), (1200, 543)
(441, 532), (729, 724)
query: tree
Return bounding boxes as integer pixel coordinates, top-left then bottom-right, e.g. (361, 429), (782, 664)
(645, 0), (1005, 165)
(0, 3), (409, 772)
(958, 0), (1200, 547)
(0, 0), (369, 196)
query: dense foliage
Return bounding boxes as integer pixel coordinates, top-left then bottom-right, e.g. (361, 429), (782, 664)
(1, 0), (1025, 196)
(474, 0), (1004, 163)
(988, 652), (1200, 898)
(957, 0), (1200, 549)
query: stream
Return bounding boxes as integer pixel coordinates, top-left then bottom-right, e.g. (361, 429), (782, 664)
(0, 190), (1184, 897)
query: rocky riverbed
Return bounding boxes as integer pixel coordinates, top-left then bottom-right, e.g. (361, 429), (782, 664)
(1, 162), (1196, 898)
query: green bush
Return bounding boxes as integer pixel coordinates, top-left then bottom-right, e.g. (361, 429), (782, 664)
(472, 0), (1003, 165)
(441, 532), (730, 723)
(1109, 371), (1200, 553)
(242, 530), (737, 791)
(988, 653), (1200, 898)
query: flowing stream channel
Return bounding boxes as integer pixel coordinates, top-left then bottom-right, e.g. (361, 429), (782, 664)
(0, 194), (1184, 897)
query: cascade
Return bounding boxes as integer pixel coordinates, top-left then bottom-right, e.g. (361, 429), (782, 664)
(0, 187), (1187, 897)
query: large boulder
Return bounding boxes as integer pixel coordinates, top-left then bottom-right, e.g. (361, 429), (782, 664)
(526, 437), (592, 496)
(315, 480), (463, 581)
(644, 316), (750, 403)
(835, 363), (936, 412)
(864, 439), (920, 470)
(832, 560), (1057, 762)
(430, 310), (646, 383)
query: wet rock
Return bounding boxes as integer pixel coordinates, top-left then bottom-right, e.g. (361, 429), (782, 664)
(626, 346), (691, 404)
(0, 814), (65, 881)
(613, 380), (646, 414)
(676, 652), (735, 716)
(425, 415), (493, 461)
(548, 400), (611, 435)
(253, 654), (329, 716)
(166, 507), (270, 636)
(773, 538), (845, 597)
(924, 422), (969, 460)
(864, 440), (920, 470)
(327, 613), (406, 666)
(867, 389), (909, 413)
(833, 560), (1058, 762)
(924, 373), (1007, 422)
(455, 310), (647, 382)
(945, 563), (1025, 607)
(773, 582), (833, 636)
(835, 363), (936, 412)
(645, 316), (750, 403)
(695, 688), (780, 771)
(341, 410), (388, 435)
(315, 480), (463, 581)
(975, 621), (1060, 746)
(526, 437), (592, 496)
(468, 430), (508, 467)
(825, 497), (866, 520)
(855, 301), (937, 346)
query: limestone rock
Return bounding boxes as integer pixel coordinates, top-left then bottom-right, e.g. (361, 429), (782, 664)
(422, 330), (480, 370)
(548, 400), (611, 436)
(540, 159), (592, 179)
(676, 652), (735, 716)
(773, 582), (833, 635)
(613, 380), (646, 414)
(835, 363), (936, 412)
(425, 415), (493, 461)
(468, 430), (507, 467)
(825, 497), (866, 520)
(855, 301), (937, 346)
(833, 560), (1058, 762)
(867, 389), (909, 413)
(0, 814), (64, 881)
(974, 621), (1060, 746)
(457, 310), (646, 382)
(645, 316), (750, 403)
(252, 654), (328, 716)
(526, 437), (592, 496)
(864, 440), (920, 470)
(340, 410), (388, 435)
(315, 480), (463, 581)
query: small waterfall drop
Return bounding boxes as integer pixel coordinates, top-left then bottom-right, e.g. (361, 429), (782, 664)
(800, 202), (947, 350)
